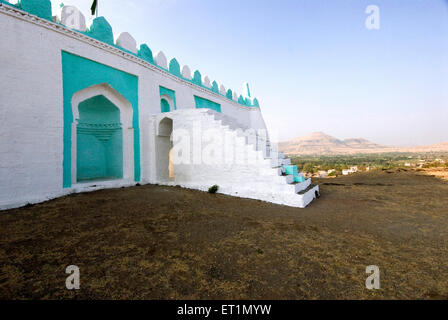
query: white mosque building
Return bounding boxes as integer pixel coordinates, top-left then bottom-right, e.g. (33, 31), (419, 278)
(0, 0), (319, 210)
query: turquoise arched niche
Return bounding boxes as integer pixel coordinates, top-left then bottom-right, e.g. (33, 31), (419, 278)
(159, 86), (176, 111)
(62, 51), (140, 188)
(20, 0), (52, 21)
(77, 95), (123, 181)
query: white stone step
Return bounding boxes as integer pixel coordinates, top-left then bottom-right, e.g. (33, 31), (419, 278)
(293, 178), (312, 194)
(284, 174), (294, 184)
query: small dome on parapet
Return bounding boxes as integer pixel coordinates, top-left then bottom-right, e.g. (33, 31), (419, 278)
(202, 76), (211, 88)
(58, 6), (86, 31)
(169, 58), (181, 77)
(211, 81), (219, 93)
(181, 65), (192, 80)
(138, 44), (154, 63)
(219, 84), (226, 95)
(192, 70), (202, 86)
(116, 32), (137, 54)
(20, 0), (52, 21)
(155, 51), (168, 69)
(88, 17), (114, 45)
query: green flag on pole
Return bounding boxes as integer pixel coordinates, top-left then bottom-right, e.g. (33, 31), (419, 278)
(91, 0), (98, 16)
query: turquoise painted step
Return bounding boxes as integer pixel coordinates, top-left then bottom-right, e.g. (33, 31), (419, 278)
(283, 165), (306, 183)
(283, 165), (298, 176)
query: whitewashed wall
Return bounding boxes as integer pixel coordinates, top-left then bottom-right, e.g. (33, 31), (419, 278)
(0, 6), (268, 210)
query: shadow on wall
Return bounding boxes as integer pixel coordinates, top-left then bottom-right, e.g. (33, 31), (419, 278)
(156, 117), (174, 182)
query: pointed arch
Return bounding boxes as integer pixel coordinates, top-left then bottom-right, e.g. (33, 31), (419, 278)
(70, 83), (134, 184)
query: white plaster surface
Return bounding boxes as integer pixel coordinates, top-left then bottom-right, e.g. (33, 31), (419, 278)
(116, 32), (137, 54)
(59, 6), (86, 31)
(219, 84), (226, 95)
(202, 75), (211, 88)
(155, 50), (167, 69)
(181, 65), (191, 79)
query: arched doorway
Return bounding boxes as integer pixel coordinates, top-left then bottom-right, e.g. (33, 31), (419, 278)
(76, 95), (123, 181)
(156, 117), (174, 181)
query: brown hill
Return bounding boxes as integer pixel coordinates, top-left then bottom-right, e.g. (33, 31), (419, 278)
(279, 132), (448, 155)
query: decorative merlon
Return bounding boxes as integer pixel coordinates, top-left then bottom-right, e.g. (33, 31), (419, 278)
(0, 1), (260, 108)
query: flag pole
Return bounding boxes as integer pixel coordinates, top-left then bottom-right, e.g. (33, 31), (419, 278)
(96, 0), (98, 18)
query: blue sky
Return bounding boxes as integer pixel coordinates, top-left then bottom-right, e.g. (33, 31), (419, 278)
(47, 0), (447, 146)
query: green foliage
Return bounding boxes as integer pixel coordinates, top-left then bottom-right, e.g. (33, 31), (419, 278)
(290, 153), (448, 173)
(208, 185), (219, 194)
(302, 163), (315, 173)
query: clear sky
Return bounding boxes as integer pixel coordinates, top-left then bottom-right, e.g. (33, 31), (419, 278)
(46, 0), (447, 146)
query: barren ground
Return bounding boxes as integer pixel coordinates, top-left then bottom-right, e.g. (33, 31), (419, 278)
(1, 169), (448, 299)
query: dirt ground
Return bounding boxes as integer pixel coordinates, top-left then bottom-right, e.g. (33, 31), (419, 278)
(1, 169), (448, 300)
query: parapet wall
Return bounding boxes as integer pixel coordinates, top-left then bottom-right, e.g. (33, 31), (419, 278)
(0, 0), (260, 108)
(0, 1), (269, 209)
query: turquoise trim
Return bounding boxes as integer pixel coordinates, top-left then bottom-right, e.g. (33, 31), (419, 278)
(19, 0), (52, 21)
(192, 70), (202, 86)
(62, 51), (140, 188)
(87, 17), (114, 45)
(138, 44), (154, 64)
(211, 81), (219, 94)
(284, 165), (298, 176)
(238, 95), (245, 104)
(253, 98), (260, 107)
(283, 165), (306, 183)
(159, 86), (177, 110)
(5, 0), (260, 108)
(194, 96), (221, 113)
(169, 58), (181, 77)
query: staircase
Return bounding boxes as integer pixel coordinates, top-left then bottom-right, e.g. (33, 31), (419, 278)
(152, 109), (320, 208)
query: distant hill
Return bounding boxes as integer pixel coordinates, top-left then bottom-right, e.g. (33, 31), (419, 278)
(278, 132), (448, 155)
